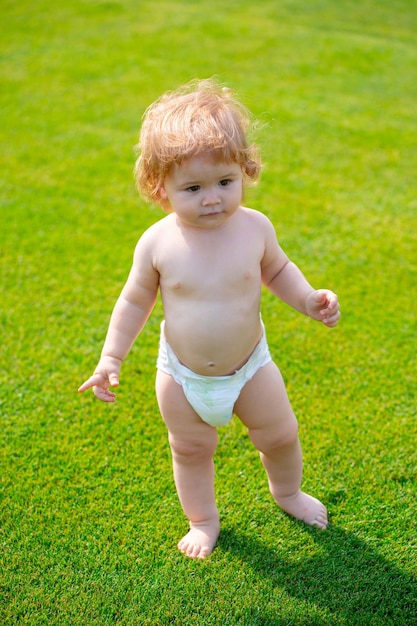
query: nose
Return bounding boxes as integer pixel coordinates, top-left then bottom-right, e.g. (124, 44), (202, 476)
(202, 190), (221, 207)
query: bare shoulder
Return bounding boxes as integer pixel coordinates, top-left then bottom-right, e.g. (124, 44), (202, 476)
(240, 206), (273, 224)
(239, 206), (277, 237)
(137, 213), (174, 242)
(133, 214), (174, 253)
(238, 208), (288, 281)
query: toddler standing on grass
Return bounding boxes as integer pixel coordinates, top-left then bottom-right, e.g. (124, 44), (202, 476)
(79, 80), (340, 559)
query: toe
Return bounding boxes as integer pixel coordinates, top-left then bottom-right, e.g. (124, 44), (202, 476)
(313, 512), (328, 529)
(188, 544), (200, 558)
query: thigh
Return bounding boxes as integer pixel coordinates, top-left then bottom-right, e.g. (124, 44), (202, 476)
(155, 369), (218, 449)
(234, 361), (298, 446)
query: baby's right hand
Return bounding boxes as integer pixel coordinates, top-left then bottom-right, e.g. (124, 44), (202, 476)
(78, 355), (122, 402)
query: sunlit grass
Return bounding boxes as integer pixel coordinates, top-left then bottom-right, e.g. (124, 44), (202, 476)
(1, 0), (416, 623)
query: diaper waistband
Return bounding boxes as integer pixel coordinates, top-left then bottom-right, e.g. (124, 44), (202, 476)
(157, 319), (271, 383)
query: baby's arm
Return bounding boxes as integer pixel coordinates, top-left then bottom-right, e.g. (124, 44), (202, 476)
(261, 218), (340, 327)
(78, 231), (160, 401)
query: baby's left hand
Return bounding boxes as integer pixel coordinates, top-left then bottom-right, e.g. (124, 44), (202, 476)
(306, 289), (340, 327)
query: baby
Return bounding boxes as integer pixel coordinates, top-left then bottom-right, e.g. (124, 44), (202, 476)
(79, 80), (340, 559)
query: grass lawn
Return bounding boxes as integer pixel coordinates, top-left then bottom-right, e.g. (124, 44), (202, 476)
(1, 0), (416, 623)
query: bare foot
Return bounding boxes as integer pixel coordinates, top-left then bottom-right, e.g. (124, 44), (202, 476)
(178, 521), (220, 559)
(276, 490), (328, 529)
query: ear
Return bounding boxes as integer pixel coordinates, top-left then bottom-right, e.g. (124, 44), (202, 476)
(159, 185), (168, 201)
(157, 186), (173, 213)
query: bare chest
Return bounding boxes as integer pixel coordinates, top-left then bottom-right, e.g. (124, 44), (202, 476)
(156, 232), (263, 297)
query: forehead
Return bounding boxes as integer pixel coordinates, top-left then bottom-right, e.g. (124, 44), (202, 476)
(168, 154), (242, 182)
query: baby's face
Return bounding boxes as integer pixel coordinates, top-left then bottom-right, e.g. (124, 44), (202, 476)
(159, 154), (243, 230)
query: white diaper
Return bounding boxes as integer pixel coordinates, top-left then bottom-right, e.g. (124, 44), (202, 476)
(156, 321), (272, 427)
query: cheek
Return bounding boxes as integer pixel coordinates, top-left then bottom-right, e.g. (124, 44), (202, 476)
(231, 185), (243, 203)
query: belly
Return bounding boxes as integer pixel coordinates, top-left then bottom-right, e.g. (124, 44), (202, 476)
(163, 306), (263, 376)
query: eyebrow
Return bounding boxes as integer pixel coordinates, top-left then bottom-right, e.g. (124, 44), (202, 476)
(180, 171), (239, 185)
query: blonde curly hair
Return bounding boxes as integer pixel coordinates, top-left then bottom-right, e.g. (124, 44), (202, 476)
(134, 79), (261, 207)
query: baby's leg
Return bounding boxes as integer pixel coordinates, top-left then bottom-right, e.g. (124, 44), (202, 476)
(156, 370), (220, 558)
(234, 361), (328, 529)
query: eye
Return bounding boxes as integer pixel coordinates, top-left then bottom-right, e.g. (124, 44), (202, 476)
(185, 185), (200, 192)
(219, 179), (232, 187)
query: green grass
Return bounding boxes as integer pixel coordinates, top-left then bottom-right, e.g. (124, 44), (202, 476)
(1, 0), (416, 623)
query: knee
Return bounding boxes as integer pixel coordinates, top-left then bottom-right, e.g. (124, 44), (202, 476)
(249, 416), (299, 454)
(169, 434), (216, 463)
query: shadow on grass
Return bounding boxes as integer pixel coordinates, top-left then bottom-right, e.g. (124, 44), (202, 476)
(219, 524), (417, 625)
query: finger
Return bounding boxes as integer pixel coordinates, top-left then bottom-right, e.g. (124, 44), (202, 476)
(78, 375), (103, 393)
(93, 386), (117, 402)
(313, 290), (326, 306)
(322, 318), (334, 327)
(320, 294), (338, 315)
(322, 310), (341, 327)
